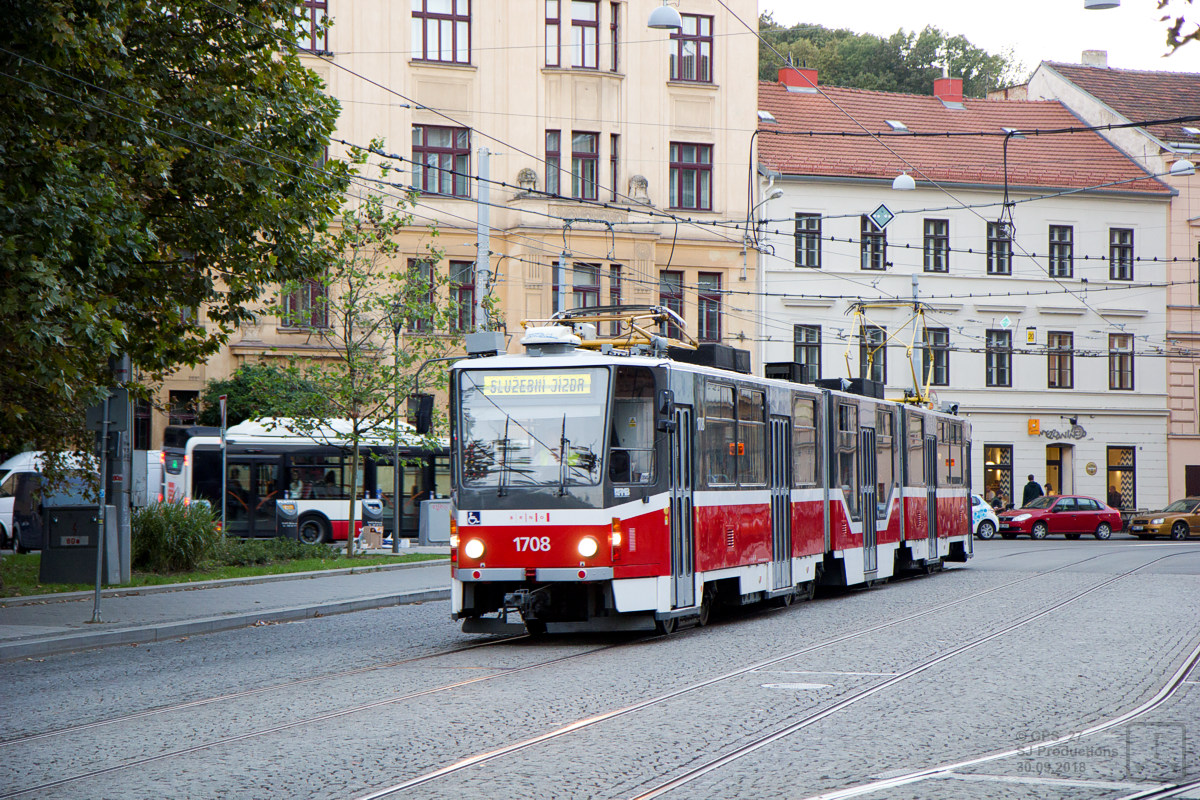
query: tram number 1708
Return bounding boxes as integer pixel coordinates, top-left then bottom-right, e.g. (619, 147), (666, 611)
(514, 536), (553, 552)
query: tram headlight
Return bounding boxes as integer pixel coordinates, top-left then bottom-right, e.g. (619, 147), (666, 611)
(463, 538), (485, 560)
(577, 536), (599, 558)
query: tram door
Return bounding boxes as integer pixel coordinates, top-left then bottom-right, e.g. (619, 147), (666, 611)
(924, 434), (939, 559)
(669, 406), (695, 609)
(769, 416), (793, 591)
(859, 427), (878, 574)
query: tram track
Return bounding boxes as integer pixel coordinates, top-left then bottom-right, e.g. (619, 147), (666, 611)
(0, 550), (1150, 798)
(350, 551), (1132, 799)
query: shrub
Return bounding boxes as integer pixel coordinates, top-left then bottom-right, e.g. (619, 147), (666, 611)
(209, 536), (334, 567)
(132, 502), (222, 572)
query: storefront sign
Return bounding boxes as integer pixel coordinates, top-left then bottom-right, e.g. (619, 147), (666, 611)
(1085, 462), (1098, 476)
(1042, 424), (1087, 441)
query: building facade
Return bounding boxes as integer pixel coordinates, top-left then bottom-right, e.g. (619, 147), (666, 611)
(757, 68), (1174, 510)
(144, 0), (760, 447)
(1025, 54), (1200, 498)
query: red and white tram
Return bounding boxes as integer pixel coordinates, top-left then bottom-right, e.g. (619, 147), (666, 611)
(448, 307), (971, 634)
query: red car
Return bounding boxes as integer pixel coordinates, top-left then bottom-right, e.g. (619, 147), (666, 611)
(998, 494), (1122, 540)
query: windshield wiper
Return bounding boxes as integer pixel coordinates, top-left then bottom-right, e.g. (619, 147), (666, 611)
(557, 414), (568, 497)
(497, 415), (510, 497)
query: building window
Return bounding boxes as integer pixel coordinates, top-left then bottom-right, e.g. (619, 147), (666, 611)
(794, 325), (821, 382)
(168, 390), (199, 427)
(987, 221), (1012, 275)
(1047, 331), (1073, 389)
(545, 0), (561, 67)
(297, 0), (328, 52)
(859, 325), (886, 384)
(571, 131), (599, 200)
(569, 0), (599, 68)
(407, 258), (435, 332)
(545, 130), (561, 196)
(659, 270), (684, 338)
(697, 273), (721, 342)
(986, 329), (1012, 387)
(412, 125), (470, 197)
(795, 213), (821, 268)
(282, 279), (328, 329)
(1110, 227), (1134, 280)
(861, 215), (886, 270)
(609, 1), (619, 71)
(1109, 333), (1134, 390)
(670, 14), (712, 82)
(573, 262), (600, 308)
(411, 0), (470, 64)
(983, 444), (1013, 509)
(923, 327), (949, 386)
(669, 143), (711, 210)
(1107, 446), (1136, 510)
(923, 219), (949, 273)
(1049, 225), (1073, 278)
(450, 260), (475, 331)
(609, 133), (620, 201)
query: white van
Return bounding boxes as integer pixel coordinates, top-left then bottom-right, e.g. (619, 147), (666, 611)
(0, 452), (45, 549)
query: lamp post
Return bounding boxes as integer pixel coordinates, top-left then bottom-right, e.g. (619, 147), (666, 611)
(391, 301), (403, 554)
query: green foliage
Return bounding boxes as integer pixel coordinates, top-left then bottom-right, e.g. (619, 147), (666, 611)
(0, 0), (350, 457)
(758, 15), (1024, 97)
(209, 536), (332, 567)
(132, 501), (222, 573)
(198, 363), (327, 427)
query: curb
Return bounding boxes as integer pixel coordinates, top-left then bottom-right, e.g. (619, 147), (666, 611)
(0, 558), (450, 608)
(0, 587), (451, 662)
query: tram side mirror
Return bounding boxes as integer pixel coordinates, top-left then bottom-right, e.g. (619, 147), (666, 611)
(407, 394), (434, 434)
(656, 390), (676, 433)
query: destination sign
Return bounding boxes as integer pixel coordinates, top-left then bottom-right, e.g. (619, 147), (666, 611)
(482, 373), (592, 396)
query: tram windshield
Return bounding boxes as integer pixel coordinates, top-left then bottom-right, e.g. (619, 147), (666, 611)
(457, 367), (608, 488)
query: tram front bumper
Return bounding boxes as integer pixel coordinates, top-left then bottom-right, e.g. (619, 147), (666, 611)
(453, 567), (614, 582)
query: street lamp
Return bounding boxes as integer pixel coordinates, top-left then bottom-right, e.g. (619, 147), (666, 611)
(391, 300), (403, 554)
(647, 0), (682, 30)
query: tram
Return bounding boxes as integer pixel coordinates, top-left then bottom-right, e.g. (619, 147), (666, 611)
(448, 306), (971, 634)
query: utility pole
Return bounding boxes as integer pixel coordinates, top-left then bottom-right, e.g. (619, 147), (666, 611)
(475, 147), (490, 331)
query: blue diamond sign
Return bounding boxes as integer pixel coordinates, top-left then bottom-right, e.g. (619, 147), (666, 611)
(869, 204), (894, 229)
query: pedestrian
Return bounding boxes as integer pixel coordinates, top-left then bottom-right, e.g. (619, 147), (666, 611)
(989, 491), (1004, 512)
(1107, 486), (1123, 510)
(1021, 474), (1044, 507)
(1045, 483), (1056, 497)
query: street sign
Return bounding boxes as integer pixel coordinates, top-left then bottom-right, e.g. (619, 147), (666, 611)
(869, 204), (894, 229)
(85, 389), (129, 432)
(1000, 316), (1011, 329)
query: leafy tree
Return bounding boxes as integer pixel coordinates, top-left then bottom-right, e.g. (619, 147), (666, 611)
(1160, 0), (1199, 53)
(197, 363), (328, 428)
(271, 143), (465, 556)
(0, 0), (349, 458)
(759, 15), (1023, 97)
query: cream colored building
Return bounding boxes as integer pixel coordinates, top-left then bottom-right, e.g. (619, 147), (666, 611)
(145, 0), (760, 447)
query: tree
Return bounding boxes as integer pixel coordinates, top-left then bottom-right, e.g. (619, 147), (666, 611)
(273, 143), (465, 556)
(197, 363), (327, 428)
(758, 16), (1023, 97)
(1160, 0), (1200, 53)
(0, 0), (349, 458)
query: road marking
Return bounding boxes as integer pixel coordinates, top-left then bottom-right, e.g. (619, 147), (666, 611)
(939, 772), (1159, 791)
(761, 683), (831, 690)
(756, 670), (899, 677)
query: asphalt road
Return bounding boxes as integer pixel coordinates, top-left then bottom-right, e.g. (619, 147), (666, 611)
(2, 538), (1198, 800)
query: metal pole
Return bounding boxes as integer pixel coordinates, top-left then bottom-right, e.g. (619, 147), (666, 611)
(393, 319), (401, 553)
(476, 147), (490, 331)
(91, 394), (109, 623)
(556, 252), (567, 314)
(220, 395), (227, 537)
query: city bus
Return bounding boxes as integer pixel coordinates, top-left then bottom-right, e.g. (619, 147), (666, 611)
(163, 418), (449, 544)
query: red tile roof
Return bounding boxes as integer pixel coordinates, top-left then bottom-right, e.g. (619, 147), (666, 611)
(757, 81), (1172, 196)
(1043, 62), (1200, 147)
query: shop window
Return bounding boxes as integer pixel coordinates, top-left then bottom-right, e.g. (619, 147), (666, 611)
(984, 444), (1013, 509)
(1107, 446), (1136, 510)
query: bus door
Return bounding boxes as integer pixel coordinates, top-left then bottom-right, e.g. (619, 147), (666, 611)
(859, 426), (878, 574)
(769, 415), (792, 591)
(924, 434), (939, 559)
(225, 458), (280, 537)
(669, 406), (695, 609)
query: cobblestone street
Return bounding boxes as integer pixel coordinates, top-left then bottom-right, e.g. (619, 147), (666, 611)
(2, 539), (1198, 800)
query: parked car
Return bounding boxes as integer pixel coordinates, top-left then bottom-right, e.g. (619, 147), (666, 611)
(1128, 497), (1200, 540)
(997, 494), (1121, 540)
(971, 493), (999, 539)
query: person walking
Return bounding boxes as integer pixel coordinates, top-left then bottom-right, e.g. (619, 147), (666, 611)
(1021, 474), (1044, 507)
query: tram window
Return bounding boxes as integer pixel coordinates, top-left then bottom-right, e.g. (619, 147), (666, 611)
(792, 395), (817, 488)
(876, 407), (894, 511)
(703, 382), (736, 486)
(906, 413), (925, 488)
(609, 367), (656, 484)
(837, 402), (859, 519)
(738, 388), (766, 486)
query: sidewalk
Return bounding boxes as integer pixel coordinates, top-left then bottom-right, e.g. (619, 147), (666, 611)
(0, 549), (451, 661)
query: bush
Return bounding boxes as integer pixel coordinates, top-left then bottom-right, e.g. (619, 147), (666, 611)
(132, 502), (222, 572)
(209, 536), (334, 567)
